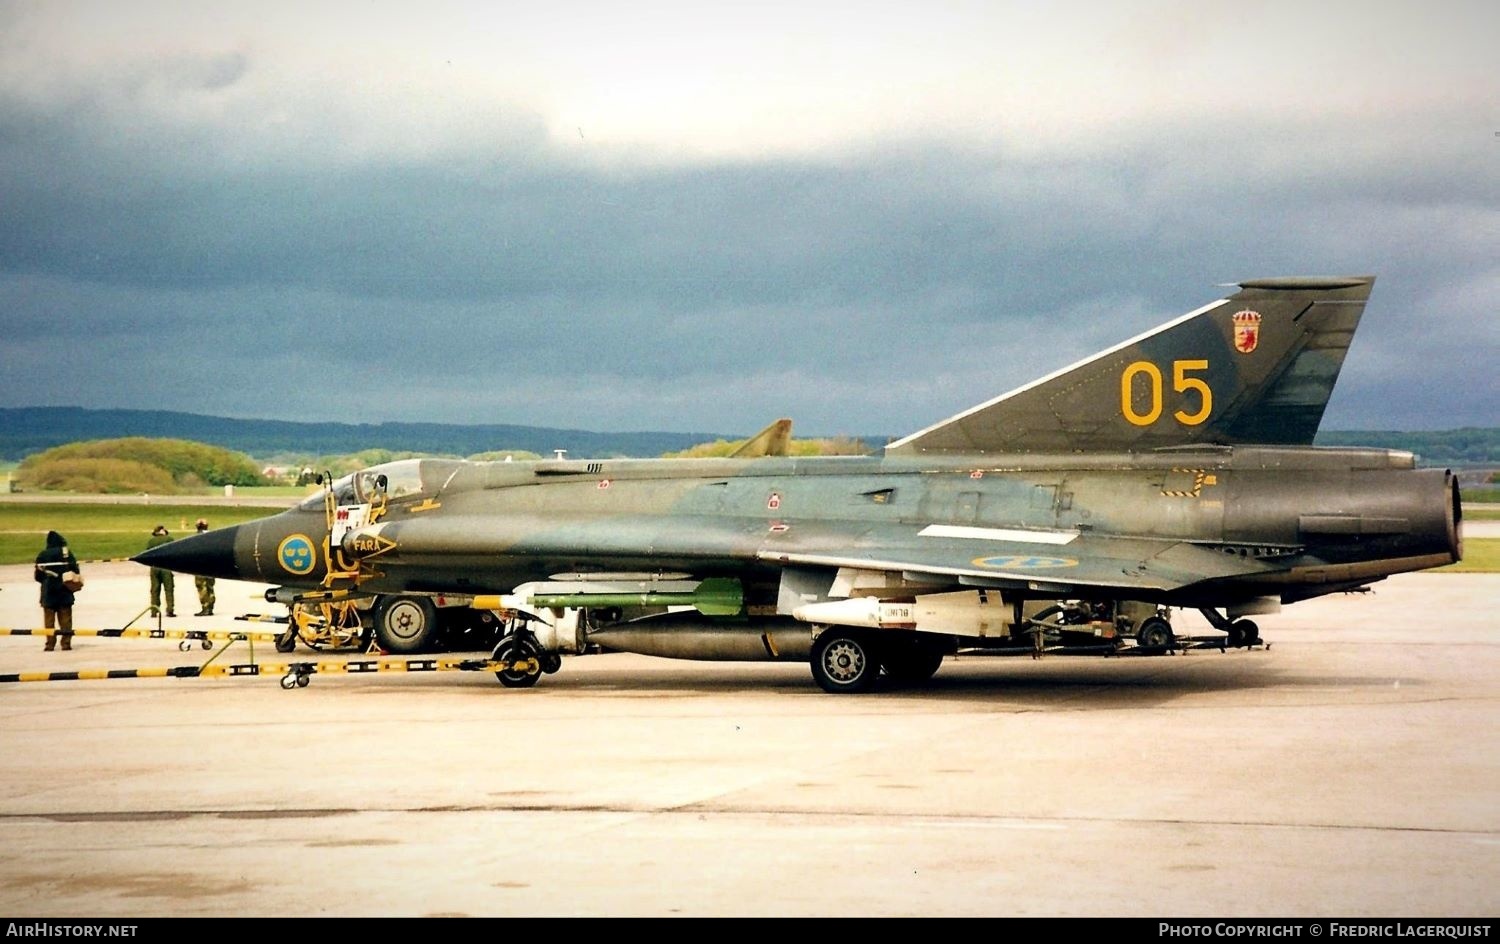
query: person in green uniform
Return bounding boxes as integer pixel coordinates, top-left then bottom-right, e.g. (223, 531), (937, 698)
(193, 519), (216, 616)
(146, 524), (176, 617)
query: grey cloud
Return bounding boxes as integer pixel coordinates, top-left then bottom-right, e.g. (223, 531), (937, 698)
(0, 91), (1494, 436)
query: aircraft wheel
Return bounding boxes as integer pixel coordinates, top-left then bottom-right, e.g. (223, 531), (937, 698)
(880, 638), (944, 686)
(1229, 619), (1259, 647)
(494, 636), (543, 688)
(811, 630), (880, 694)
(274, 630), (297, 653)
(1136, 616), (1174, 650)
(375, 596), (439, 654)
(540, 651), (563, 674)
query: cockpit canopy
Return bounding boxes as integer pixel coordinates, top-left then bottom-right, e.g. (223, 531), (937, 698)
(297, 459), (431, 511)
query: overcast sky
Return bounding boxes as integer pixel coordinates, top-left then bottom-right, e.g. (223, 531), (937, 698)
(1, 0), (1495, 441)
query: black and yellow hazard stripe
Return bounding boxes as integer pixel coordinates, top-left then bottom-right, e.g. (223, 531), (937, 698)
(0, 656), (524, 684)
(2, 666), (205, 683)
(0, 626), (289, 643)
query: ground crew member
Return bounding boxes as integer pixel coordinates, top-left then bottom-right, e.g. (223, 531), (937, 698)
(193, 518), (216, 616)
(35, 530), (81, 651)
(146, 524), (176, 617)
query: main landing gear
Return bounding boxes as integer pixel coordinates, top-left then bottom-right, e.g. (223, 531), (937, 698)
(809, 629), (946, 694)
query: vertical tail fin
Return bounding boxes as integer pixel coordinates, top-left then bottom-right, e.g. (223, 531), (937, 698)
(730, 418), (794, 458)
(886, 276), (1375, 455)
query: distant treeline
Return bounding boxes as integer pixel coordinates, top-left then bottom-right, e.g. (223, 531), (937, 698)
(1, 407), (1496, 466)
(0, 407), (787, 461)
(1313, 428), (1500, 466)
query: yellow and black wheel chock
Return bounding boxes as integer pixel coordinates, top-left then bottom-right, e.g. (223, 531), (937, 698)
(0, 650), (532, 688)
(0, 625), (289, 652)
(2, 623), (538, 688)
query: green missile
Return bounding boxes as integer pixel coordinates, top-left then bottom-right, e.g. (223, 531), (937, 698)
(521, 577), (744, 617)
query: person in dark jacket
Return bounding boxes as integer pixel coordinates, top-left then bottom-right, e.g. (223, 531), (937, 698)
(35, 530), (81, 651)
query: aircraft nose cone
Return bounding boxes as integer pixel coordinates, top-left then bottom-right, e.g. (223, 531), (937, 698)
(131, 525), (242, 581)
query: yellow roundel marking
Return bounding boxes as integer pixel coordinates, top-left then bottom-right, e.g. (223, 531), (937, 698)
(972, 555), (1078, 569)
(277, 534), (318, 575)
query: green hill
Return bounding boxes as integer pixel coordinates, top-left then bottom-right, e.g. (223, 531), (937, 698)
(15, 438), (267, 494)
(0, 407), (761, 462)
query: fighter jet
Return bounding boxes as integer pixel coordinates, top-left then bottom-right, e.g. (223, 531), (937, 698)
(135, 275), (1463, 693)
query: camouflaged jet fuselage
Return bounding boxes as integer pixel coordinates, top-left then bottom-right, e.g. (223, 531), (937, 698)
(137, 276), (1463, 692)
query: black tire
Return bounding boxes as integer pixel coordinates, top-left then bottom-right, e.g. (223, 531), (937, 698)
(1136, 616), (1174, 650)
(494, 636), (543, 688)
(274, 630), (297, 653)
(1229, 618), (1259, 647)
(375, 596), (439, 654)
(880, 637), (944, 686)
(810, 630), (881, 694)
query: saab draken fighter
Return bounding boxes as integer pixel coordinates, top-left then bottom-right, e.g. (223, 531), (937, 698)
(136, 276), (1463, 693)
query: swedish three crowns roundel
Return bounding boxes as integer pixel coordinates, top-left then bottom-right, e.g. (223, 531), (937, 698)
(278, 534), (317, 575)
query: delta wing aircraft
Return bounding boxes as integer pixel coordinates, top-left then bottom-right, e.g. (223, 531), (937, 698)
(136, 275), (1463, 693)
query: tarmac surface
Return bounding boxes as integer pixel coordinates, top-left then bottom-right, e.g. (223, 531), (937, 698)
(0, 551), (1497, 918)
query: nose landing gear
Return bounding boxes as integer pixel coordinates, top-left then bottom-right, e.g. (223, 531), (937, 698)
(491, 623), (562, 688)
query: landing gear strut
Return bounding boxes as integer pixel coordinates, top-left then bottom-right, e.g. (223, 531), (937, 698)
(1198, 608), (1263, 648)
(491, 623), (560, 688)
